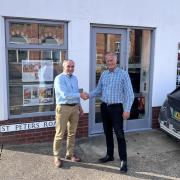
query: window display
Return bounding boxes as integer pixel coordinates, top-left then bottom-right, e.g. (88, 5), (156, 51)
(6, 19), (68, 116)
(23, 84), (54, 106)
(22, 60), (53, 82)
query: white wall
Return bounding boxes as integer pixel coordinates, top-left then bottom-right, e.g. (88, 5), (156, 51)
(68, 20), (90, 112)
(152, 25), (179, 105)
(0, 16), (8, 120)
(0, 0), (180, 118)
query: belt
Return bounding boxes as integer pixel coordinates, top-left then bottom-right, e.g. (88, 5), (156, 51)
(60, 104), (78, 106)
(102, 102), (122, 107)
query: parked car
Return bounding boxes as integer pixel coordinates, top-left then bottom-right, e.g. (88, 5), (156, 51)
(158, 87), (180, 140)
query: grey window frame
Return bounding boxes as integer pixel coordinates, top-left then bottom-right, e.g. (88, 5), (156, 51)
(5, 18), (68, 119)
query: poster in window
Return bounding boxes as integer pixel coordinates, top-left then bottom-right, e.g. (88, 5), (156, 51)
(22, 60), (53, 82)
(23, 84), (54, 106)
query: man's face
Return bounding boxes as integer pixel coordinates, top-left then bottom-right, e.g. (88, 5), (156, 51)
(106, 55), (117, 70)
(64, 61), (75, 75)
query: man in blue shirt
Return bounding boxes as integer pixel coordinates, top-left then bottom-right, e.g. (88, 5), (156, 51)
(53, 59), (87, 168)
(89, 52), (134, 173)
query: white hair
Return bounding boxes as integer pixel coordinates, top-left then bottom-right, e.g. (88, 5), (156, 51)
(105, 52), (117, 62)
(62, 59), (75, 68)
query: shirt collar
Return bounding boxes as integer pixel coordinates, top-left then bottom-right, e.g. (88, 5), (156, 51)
(108, 67), (119, 73)
(62, 72), (73, 78)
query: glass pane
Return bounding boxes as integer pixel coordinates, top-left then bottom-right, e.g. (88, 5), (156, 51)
(9, 22), (64, 45)
(11, 35), (27, 43)
(8, 50), (17, 62)
(39, 24), (64, 45)
(8, 49), (67, 115)
(19, 50), (28, 61)
(10, 22), (39, 44)
(128, 29), (151, 120)
(95, 33), (121, 123)
(129, 30), (142, 64)
(41, 50), (65, 62)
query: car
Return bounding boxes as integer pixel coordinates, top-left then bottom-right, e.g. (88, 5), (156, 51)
(158, 87), (180, 140)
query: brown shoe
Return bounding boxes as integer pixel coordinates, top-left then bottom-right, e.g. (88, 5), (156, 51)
(54, 157), (62, 168)
(66, 154), (81, 162)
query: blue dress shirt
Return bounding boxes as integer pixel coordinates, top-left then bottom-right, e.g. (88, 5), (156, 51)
(54, 73), (80, 105)
(90, 67), (134, 112)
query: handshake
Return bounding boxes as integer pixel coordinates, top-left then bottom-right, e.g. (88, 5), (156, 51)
(80, 92), (89, 100)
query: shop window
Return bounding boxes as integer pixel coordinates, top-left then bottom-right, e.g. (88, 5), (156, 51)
(6, 19), (68, 117)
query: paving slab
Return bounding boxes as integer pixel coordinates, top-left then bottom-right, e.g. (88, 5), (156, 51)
(0, 129), (180, 180)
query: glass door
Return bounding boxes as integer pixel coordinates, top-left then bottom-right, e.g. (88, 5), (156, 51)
(89, 27), (127, 134)
(126, 29), (152, 131)
(90, 27), (152, 135)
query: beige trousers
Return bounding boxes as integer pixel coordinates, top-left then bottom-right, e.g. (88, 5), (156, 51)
(53, 104), (79, 157)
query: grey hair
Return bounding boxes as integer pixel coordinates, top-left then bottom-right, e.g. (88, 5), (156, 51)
(62, 59), (75, 67)
(104, 52), (117, 62)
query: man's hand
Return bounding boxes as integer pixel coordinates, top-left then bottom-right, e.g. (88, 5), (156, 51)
(123, 112), (130, 120)
(80, 92), (89, 100)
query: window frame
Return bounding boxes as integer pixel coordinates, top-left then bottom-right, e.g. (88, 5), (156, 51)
(6, 18), (68, 50)
(5, 18), (68, 119)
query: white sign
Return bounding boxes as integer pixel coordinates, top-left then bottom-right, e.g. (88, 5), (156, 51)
(22, 60), (53, 82)
(0, 120), (55, 133)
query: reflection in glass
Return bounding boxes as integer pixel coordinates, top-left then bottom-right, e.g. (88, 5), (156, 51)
(10, 35), (27, 44)
(128, 29), (151, 120)
(7, 20), (67, 116)
(10, 22), (38, 44)
(8, 49), (67, 115)
(129, 30), (142, 64)
(9, 22), (64, 45)
(39, 24), (64, 45)
(41, 37), (58, 45)
(8, 50), (28, 62)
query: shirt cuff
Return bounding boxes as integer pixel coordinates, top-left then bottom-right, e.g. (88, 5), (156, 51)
(75, 93), (80, 98)
(123, 106), (131, 112)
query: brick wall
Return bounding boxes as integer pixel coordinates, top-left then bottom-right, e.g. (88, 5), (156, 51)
(0, 114), (88, 145)
(0, 107), (161, 145)
(152, 106), (161, 128)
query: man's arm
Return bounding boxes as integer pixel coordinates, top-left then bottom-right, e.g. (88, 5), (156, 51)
(54, 76), (80, 100)
(123, 71), (134, 119)
(89, 73), (103, 98)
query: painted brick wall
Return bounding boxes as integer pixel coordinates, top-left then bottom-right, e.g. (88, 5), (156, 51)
(0, 107), (161, 145)
(152, 106), (161, 128)
(0, 114), (88, 145)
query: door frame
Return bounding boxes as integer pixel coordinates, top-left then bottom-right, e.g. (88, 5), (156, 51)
(89, 24), (155, 135)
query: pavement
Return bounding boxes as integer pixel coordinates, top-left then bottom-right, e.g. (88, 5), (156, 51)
(0, 129), (180, 180)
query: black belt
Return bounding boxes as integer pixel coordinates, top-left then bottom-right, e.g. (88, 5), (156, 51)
(102, 102), (122, 107)
(61, 104), (78, 106)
